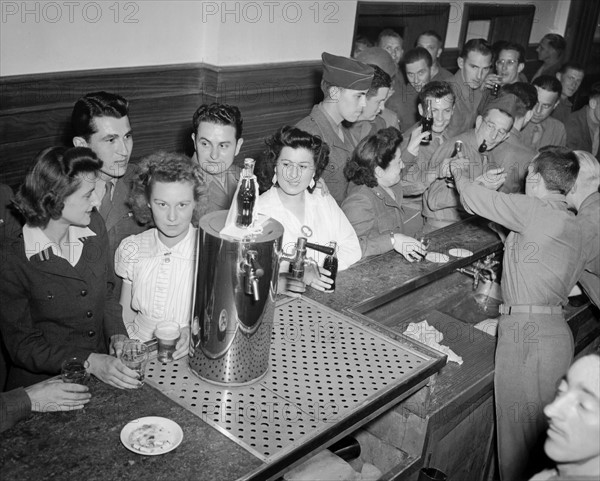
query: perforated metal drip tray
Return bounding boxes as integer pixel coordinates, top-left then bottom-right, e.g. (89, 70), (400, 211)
(146, 297), (441, 464)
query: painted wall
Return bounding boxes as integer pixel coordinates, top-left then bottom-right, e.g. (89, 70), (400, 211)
(0, 0), (569, 76)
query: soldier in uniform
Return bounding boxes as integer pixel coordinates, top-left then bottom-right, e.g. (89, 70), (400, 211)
(190, 103), (244, 212)
(445, 39), (493, 138)
(296, 52), (374, 204)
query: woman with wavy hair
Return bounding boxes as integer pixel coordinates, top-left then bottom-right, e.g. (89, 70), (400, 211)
(255, 126), (361, 292)
(115, 152), (206, 355)
(342, 127), (426, 260)
(0, 146), (139, 390)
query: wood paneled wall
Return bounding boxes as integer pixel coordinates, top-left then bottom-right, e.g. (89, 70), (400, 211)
(0, 61), (321, 189)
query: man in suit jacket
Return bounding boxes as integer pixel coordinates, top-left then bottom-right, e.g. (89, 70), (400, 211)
(565, 82), (600, 159)
(71, 92), (146, 295)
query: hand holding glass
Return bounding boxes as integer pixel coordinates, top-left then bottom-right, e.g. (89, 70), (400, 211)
(61, 356), (90, 385)
(119, 341), (149, 386)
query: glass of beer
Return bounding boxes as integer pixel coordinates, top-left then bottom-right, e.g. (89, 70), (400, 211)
(154, 322), (181, 363)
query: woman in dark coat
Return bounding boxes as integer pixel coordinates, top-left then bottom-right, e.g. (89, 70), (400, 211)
(0, 147), (140, 390)
(342, 127), (427, 260)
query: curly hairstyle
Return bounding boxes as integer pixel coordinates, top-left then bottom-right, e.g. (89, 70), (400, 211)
(256, 126), (330, 194)
(128, 151), (208, 226)
(344, 127), (403, 188)
(15, 146), (102, 228)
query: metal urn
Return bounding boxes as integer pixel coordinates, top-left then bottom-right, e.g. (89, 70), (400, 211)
(189, 211), (283, 385)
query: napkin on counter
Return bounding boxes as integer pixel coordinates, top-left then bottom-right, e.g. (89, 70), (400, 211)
(474, 318), (498, 336)
(403, 320), (463, 365)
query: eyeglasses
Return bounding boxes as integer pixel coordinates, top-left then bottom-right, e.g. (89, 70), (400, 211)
(495, 59), (518, 67)
(482, 119), (509, 137)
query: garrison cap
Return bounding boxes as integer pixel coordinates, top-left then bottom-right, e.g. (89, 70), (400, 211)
(322, 52), (374, 90)
(483, 93), (520, 118)
(356, 47), (398, 78)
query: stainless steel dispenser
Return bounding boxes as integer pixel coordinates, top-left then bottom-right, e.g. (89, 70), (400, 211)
(189, 211), (283, 385)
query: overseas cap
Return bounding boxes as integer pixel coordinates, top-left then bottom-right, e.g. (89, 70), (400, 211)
(483, 93), (520, 118)
(356, 47), (398, 78)
(322, 52), (374, 90)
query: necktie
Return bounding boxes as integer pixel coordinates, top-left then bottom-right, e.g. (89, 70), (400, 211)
(99, 181), (113, 219)
(531, 124), (543, 149)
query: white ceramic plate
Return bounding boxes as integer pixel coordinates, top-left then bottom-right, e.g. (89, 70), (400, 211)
(120, 416), (183, 456)
(425, 252), (450, 263)
(448, 248), (473, 258)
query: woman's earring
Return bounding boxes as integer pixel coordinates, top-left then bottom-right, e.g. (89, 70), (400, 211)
(272, 173), (278, 184)
(309, 177), (316, 189)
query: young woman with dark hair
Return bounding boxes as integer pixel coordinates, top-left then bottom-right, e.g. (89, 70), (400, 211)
(342, 127), (427, 260)
(0, 146), (140, 390)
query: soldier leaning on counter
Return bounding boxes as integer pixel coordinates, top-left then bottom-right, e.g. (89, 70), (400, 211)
(449, 146), (588, 481)
(421, 94), (518, 232)
(296, 52), (374, 204)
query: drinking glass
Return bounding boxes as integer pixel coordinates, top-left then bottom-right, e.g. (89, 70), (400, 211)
(61, 356), (90, 385)
(120, 340), (149, 386)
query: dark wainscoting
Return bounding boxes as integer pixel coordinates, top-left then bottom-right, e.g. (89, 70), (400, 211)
(0, 61), (321, 189)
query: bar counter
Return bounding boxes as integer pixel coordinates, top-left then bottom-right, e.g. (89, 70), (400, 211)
(1, 217), (598, 481)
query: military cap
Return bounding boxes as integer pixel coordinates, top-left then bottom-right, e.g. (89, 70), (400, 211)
(483, 93), (520, 118)
(322, 52), (374, 90)
(355, 47), (398, 78)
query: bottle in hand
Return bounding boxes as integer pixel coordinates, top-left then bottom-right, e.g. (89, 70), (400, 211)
(236, 158), (257, 228)
(446, 140), (463, 186)
(421, 99), (433, 145)
(322, 241), (338, 292)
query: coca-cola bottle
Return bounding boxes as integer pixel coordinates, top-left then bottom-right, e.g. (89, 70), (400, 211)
(446, 140), (463, 187)
(322, 241), (338, 292)
(236, 158), (257, 228)
(421, 99), (433, 145)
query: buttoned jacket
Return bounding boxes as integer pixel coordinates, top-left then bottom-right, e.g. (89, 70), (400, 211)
(0, 211), (126, 389)
(342, 182), (405, 257)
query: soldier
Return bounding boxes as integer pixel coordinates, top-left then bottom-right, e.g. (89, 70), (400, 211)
(450, 146), (585, 481)
(296, 52), (374, 204)
(445, 39), (493, 138)
(565, 81), (600, 158)
(395, 47), (434, 133)
(190, 103), (244, 213)
(416, 30), (453, 82)
(566, 151), (600, 309)
(553, 62), (585, 124)
(532, 33), (566, 81)
(490, 83), (538, 193)
(422, 95), (516, 231)
(521, 76), (566, 150)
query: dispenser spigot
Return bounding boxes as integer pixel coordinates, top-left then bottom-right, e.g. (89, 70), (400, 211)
(281, 237), (309, 280)
(243, 250), (264, 301)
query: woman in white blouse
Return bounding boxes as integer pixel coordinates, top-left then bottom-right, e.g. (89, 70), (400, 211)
(255, 126), (361, 292)
(115, 152), (206, 357)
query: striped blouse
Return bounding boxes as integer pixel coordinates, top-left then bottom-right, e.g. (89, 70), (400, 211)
(115, 226), (197, 341)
